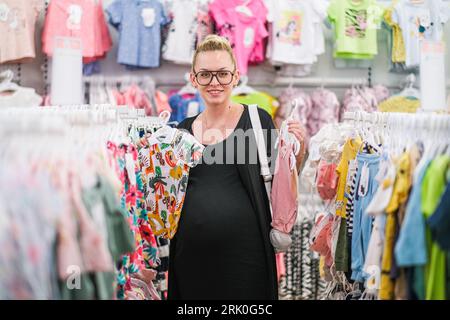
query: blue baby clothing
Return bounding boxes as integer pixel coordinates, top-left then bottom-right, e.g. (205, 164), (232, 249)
(106, 0), (168, 68)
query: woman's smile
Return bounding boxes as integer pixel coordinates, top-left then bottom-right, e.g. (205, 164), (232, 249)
(206, 88), (224, 97)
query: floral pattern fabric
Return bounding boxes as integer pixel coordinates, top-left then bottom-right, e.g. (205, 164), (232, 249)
(107, 141), (160, 299)
(136, 127), (204, 240)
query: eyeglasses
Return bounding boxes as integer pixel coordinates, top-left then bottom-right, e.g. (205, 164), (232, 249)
(193, 70), (235, 86)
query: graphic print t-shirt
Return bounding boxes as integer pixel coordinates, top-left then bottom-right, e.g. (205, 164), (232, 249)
(328, 0), (383, 58)
(162, 0), (198, 64)
(209, 0), (268, 75)
(392, 0), (449, 67)
(266, 0), (327, 65)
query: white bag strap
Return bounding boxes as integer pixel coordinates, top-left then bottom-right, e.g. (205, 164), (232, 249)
(248, 104), (273, 217)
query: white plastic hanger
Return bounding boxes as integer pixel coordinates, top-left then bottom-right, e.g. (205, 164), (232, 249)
(397, 73), (420, 99)
(235, 0), (253, 17)
(232, 75), (256, 96)
(366, 114), (381, 153)
(435, 116), (447, 157)
(413, 115), (431, 183)
(178, 72), (197, 95)
(356, 111), (365, 141)
(0, 70), (20, 93)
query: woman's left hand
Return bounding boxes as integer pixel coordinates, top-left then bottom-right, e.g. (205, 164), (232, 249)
(287, 120), (307, 171)
(287, 120), (307, 148)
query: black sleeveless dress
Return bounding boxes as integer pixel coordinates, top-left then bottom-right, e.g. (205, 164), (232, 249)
(168, 105), (276, 300)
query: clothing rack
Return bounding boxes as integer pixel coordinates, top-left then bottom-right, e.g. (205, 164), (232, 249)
(274, 77), (369, 88)
(83, 75), (156, 89)
(342, 110), (450, 127)
(0, 105), (165, 135)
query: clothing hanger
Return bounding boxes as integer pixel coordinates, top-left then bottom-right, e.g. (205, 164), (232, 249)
(178, 72), (197, 95)
(356, 111), (365, 141)
(395, 114), (404, 155)
(0, 70), (20, 93)
(414, 114), (438, 181)
(371, 113), (380, 146)
(235, 0), (253, 17)
(232, 75), (256, 96)
(378, 113), (386, 149)
(428, 115), (441, 158)
(365, 114), (381, 153)
(435, 116), (447, 157)
(397, 73), (420, 99)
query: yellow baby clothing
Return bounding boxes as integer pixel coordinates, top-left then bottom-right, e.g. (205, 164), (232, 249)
(378, 96), (420, 113)
(384, 2), (406, 63)
(380, 152), (412, 300)
(335, 137), (362, 218)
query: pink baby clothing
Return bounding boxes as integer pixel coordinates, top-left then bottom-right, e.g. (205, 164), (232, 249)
(276, 87), (312, 145)
(0, 0), (44, 64)
(372, 84), (390, 104)
(56, 171), (84, 280)
(308, 88), (340, 136)
(113, 90), (126, 106)
(197, 9), (214, 44)
(271, 139), (299, 234)
(122, 84), (154, 116)
(316, 159), (338, 201)
(209, 0), (268, 75)
(310, 213), (334, 267)
(154, 90), (172, 115)
(69, 171), (114, 273)
(42, 0), (112, 59)
(342, 86), (378, 117)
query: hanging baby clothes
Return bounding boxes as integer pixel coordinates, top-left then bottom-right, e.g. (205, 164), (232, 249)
(106, 0), (169, 69)
(308, 88), (341, 136)
(0, 0), (44, 64)
(122, 84), (154, 116)
(270, 113), (301, 250)
(335, 137), (363, 218)
(280, 222), (326, 300)
(153, 90), (172, 116)
(378, 96), (420, 113)
(392, 0), (449, 68)
(427, 182), (450, 251)
(351, 144), (381, 283)
(209, 0), (268, 75)
(275, 87), (312, 141)
(327, 0), (384, 60)
(197, 4), (214, 44)
(342, 86), (378, 116)
(363, 153), (397, 287)
(265, 0), (327, 67)
(379, 151), (412, 300)
(383, 0), (407, 64)
(43, 0), (112, 62)
(0, 86), (42, 107)
(421, 155), (449, 300)
(136, 126), (204, 239)
(163, 0), (198, 64)
(232, 91), (279, 117)
(169, 92), (205, 123)
(107, 141), (161, 300)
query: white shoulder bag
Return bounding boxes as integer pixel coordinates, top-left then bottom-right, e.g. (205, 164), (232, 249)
(248, 104), (292, 252)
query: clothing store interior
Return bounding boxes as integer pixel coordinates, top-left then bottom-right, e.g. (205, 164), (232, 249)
(0, 0), (450, 301)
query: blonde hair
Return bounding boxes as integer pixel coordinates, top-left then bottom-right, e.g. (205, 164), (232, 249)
(192, 35), (237, 71)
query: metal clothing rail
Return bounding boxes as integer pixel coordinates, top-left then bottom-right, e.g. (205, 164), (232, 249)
(82, 75), (156, 86)
(342, 110), (450, 128)
(0, 105), (151, 124)
(0, 105), (168, 136)
(273, 77), (369, 88)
